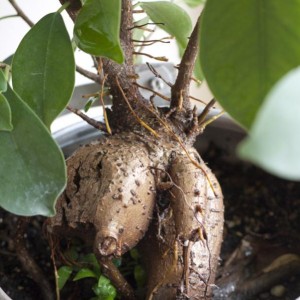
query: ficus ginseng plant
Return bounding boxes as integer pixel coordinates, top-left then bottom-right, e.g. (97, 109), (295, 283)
(1, 0), (300, 299)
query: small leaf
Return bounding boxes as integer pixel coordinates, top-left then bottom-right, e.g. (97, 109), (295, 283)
(80, 253), (98, 265)
(73, 268), (97, 281)
(0, 86), (66, 216)
(57, 266), (73, 290)
(12, 12), (75, 128)
(74, 0), (124, 63)
(140, 1), (192, 50)
(238, 67), (300, 181)
(93, 276), (116, 300)
(98, 275), (111, 286)
(78, 253), (101, 278)
(0, 94), (13, 131)
(0, 69), (7, 93)
(84, 96), (97, 112)
(200, 0), (300, 129)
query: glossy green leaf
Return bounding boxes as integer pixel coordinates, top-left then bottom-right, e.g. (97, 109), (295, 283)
(182, 0), (205, 8)
(73, 268), (97, 281)
(239, 67), (300, 181)
(140, 1), (192, 50)
(0, 86), (66, 216)
(74, 0), (124, 63)
(57, 266), (73, 290)
(0, 94), (13, 131)
(0, 69), (7, 93)
(12, 13), (75, 128)
(200, 0), (300, 129)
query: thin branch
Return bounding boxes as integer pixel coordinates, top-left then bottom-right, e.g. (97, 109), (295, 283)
(0, 14), (18, 21)
(134, 82), (170, 101)
(132, 9), (144, 13)
(8, 0), (34, 27)
(200, 110), (224, 129)
(66, 106), (108, 132)
(133, 39), (171, 46)
(170, 17), (201, 111)
(197, 99), (216, 124)
(76, 65), (101, 83)
(133, 52), (168, 62)
(129, 22), (164, 30)
(189, 95), (207, 105)
(146, 62), (173, 87)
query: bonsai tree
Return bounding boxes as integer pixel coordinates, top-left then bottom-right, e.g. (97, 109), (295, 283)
(1, 0), (300, 299)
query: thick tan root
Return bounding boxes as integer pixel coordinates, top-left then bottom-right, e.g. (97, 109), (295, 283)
(141, 148), (224, 299)
(47, 133), (156, 257)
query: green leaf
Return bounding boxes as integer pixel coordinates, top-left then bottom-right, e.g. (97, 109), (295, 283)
(84, 96), (97, 112)
(0, 69), (7, 93)
(238, 67), (300, 181)
(140, 1), (192, 50)
(0, 86), (66, 216)
(92, 276), (116, 299)
(73, 268), (98, 281)
(74, 0), (124, 63)
(200, 0), (300, 129)
(81, 253), (100, 267)
(182, 0), (205, 8)
(79, 253), (101, 277)
(12, 12), (75, 128)
(0, 94), (13, 131)
(57, 266), (73, 290)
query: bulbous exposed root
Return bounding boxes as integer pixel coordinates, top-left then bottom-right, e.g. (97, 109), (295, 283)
(46, 133), (224, 299)
(140, 149), (224, 300)
(47, 134), (157, 257)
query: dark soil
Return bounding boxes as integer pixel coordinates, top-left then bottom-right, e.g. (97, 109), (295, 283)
(1, 143), (299, 300)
